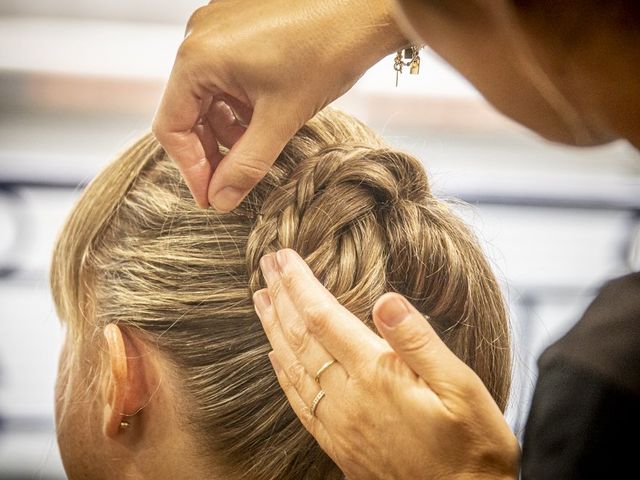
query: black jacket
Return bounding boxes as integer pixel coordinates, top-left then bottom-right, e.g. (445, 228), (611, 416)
(522, 272), (640, 479)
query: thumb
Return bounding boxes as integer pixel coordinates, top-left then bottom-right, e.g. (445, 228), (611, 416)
(207, 99), (302, 212)
(372, 293), (472, 397)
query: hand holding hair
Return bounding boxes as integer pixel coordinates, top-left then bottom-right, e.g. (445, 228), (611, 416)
(151, 0), (406, 210)
(254, 249), (520, 480)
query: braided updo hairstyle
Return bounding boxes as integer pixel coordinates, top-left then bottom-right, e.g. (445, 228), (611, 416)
(52, 108), (510, 479)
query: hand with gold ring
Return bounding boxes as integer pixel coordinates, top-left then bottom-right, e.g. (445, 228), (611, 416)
(309, 359), (337, 416)
(253, 249), (519, 480)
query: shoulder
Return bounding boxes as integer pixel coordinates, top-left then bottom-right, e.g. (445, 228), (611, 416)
(540, 272), (640, 395)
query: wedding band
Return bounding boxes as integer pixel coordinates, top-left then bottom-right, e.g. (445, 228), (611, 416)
(310, 390), (326, 417)
(314, 359), (336, 384)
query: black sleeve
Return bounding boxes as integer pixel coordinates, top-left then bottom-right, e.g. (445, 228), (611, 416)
(521, 360), (640, 479)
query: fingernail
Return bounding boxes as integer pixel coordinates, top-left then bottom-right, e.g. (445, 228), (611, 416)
(260, 254), (279, 284)
(378, 294), (411, 328)
(268, 351), (281, 373)
(275, 249), (290, 270)
(211, 186), (244, 212)
(253, 289), (271, 318)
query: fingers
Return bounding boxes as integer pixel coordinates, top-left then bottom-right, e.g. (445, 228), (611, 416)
(255, 258), (349, 388)
(255, 286), (348, 455)
(207, 100), (301, 212)
(194, 120), (224, 172)
(217, 94), (253, 127)
(152, 60), (217, 208)
(206, 100), (247, 149)
(268, 352), (336, 458)
(261, 249), (385, 370)
(372, 293), (472, 400)
(253, 289), (340, 410)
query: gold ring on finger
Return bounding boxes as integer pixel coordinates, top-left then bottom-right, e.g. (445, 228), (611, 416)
(310, 390), (326, 417)
(314, 359), (336, 384)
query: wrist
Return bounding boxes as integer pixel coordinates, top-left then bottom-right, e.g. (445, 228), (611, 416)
(324, 0), (408, 79)
(362, 0), (410, 59)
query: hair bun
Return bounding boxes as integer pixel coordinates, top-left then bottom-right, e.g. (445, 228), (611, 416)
(245, 109), (510, 409)
(246, 140), (431, 320)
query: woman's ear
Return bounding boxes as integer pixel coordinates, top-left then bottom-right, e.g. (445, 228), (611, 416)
(101, 323), (150, 439)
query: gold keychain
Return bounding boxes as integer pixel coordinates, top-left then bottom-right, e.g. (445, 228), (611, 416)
(394, 46), (422, 87)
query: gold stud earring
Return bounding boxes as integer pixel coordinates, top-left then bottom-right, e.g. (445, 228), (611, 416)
(120, 420), (130, 429)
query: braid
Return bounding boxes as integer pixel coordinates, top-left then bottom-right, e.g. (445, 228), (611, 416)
(244, 108), (510, 408)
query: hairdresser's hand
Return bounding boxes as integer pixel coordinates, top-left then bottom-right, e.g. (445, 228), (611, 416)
(152, 0), (405, 210)
(253, 249), (520, 480)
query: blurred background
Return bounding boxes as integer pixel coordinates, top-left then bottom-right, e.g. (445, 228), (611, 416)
(0, 1), (639, 478)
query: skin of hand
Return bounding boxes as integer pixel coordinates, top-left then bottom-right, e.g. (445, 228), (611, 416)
(151, 0), (406, 210)
(253, 249), (520, 480)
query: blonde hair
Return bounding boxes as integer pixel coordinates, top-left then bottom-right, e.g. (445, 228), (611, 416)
(51, 108), (510, 479)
